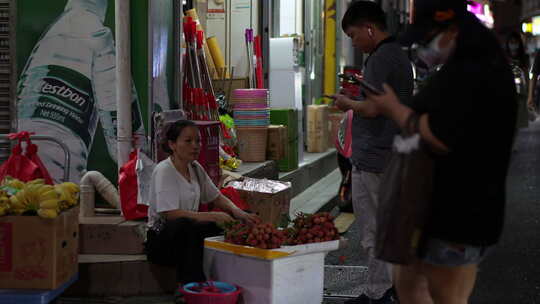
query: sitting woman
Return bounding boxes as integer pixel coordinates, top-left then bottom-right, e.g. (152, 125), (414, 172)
(144, 120), (258, 299)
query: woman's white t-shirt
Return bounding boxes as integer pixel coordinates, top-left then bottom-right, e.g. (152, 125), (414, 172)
(147, 158), (220, 228)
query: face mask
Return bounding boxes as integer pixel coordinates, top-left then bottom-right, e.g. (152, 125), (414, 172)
(417, 32), (455, 68)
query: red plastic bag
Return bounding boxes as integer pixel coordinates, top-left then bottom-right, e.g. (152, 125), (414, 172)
(0, 131), (47, 183)
(24, 137), (53, 185)
(335, 110), (353, 158)
(119, 150), (148, 220)
(219, 187), (249, 210)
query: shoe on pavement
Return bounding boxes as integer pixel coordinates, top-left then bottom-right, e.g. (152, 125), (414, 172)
(344, 294), (371, 304)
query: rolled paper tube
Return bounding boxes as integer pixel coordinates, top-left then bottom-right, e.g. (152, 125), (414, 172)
(207, 36), (227, 76)
(185, 8), (217, 77)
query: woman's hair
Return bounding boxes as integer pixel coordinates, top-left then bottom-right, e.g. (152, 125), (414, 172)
(504, 31), (528, 69)
(160, 120), (197, 154)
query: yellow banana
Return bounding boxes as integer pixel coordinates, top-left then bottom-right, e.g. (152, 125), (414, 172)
(37, 185), (54, 195)
(55, 186), (71, 202)
(27, 179), (45, 186)
(39, 189), (58, 201)
(14, 190), (28, 207)
(9, 195), (22, 208)
(37, 208), (58, 219)
(23, 185), (41, 208)
(0, 196), (10, 204)
(0, 197), (9, 216)
(59, 200), (70, 211)
(39, 199), (60, 210)
(8, 179), (25, 190)
(60, 182), (80, 195)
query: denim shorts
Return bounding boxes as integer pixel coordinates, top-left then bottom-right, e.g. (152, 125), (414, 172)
(420, 238), (493, 267)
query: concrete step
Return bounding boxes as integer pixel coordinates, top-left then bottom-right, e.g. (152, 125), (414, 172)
(64, 255), (176, 297)
(79, 216), (146, 255)
(280, 149), (338, 197)
(233, 149), (338, 198)
(289, 168), (341, 220)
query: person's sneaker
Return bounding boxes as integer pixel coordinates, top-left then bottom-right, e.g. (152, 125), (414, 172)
(370, 287), (399, 304)
(344, 294), (371, 304)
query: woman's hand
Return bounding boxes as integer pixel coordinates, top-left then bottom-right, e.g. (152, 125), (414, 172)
(199, 211), (234, 225)
(231, 209), (260, 225)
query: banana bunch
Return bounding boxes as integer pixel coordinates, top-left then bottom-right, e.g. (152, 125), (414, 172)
(9, 180), (56, 215)
(0, 177), (80, 218)
(54, 182), (80, 212)
(0, 190), (9, 216)
(38, 182), (80, 218)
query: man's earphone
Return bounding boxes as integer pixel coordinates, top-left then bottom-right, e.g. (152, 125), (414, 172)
(368, 27), (374, 38)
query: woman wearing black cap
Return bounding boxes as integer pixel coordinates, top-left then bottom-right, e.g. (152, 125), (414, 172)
(334, 0), (517, 303)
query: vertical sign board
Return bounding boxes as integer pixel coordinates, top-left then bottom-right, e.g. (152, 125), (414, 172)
(15, 0), (151, 184)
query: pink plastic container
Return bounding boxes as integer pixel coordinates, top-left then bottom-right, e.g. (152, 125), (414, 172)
(232, 89), (269, 98)
(180, 282), (242, 304)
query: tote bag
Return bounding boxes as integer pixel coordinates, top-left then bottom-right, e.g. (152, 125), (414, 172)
(375, 135), (434, 264)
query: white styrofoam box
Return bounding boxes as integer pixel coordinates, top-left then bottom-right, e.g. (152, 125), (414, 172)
(269, 37), (299, 71)
(269, 71), (302, 109)
(203, 237), (339, 304)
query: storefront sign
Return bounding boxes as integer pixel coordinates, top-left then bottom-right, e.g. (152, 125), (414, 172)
(467, 2), (494, 28)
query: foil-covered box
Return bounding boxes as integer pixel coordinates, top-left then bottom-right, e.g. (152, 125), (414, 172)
(227, 178), (291, 226)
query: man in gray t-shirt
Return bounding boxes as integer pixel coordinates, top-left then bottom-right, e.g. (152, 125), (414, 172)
(334, 2), (413, 303)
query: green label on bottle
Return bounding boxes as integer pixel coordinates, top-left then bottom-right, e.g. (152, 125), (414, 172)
(17, 65), (96, 149)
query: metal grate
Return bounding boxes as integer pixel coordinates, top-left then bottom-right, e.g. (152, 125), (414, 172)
(0, 0), (10, 162)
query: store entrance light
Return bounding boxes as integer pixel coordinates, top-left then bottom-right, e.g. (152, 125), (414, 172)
(533, 16), (540, 35)
(523, 22), (533, 34)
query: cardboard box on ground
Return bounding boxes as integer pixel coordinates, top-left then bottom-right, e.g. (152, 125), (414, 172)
(307, 105), (329, 153)
(267, 125), (287, 161)
(0, 207), (79, 289)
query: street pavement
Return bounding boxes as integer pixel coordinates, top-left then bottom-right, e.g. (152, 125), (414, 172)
(58, 122), (540, 303)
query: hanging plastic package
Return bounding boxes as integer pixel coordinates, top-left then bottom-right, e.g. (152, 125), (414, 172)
(119, 149), (148, 220)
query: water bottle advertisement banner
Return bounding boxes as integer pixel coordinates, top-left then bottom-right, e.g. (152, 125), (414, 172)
(15, 0), (155, 184)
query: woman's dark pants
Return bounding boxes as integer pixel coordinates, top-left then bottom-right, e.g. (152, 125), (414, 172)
(145, 218), (222, 284)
